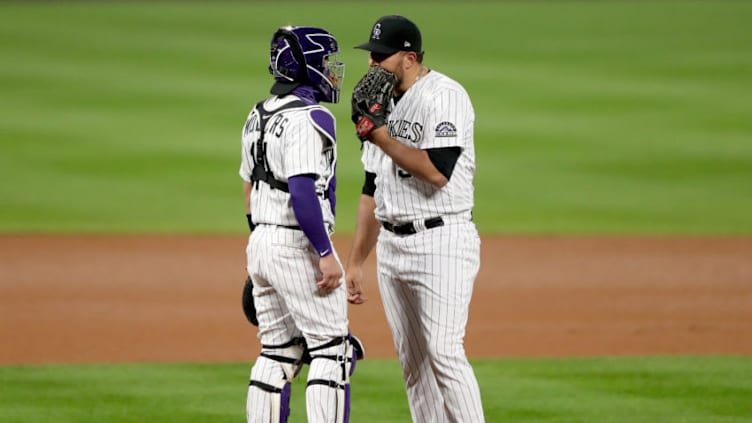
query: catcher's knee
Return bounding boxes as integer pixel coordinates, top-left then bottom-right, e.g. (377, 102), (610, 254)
(247, 338), (306, 423)
(259, 337), (307, 380)
(304, 335), (364, 423)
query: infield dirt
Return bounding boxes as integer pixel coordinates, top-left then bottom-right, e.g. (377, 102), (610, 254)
(1, 235), (750, 365)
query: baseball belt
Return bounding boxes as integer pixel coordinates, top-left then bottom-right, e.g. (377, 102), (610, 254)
(255, 222), (335, 234)
(380, 216), (444, 236)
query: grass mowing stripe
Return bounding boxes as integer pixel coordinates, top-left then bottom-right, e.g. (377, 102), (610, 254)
(1, 2), (751, 234)
(1, 357), (751, 422)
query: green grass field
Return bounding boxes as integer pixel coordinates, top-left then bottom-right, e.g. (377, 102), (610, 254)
(1, 1), (751, 234)
(2, 2), (751, 422)
(2, 357), (751, 422)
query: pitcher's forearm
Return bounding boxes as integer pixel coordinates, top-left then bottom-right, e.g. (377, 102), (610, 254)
(369, 127), (448, 188)
(348, 195), (380, 268)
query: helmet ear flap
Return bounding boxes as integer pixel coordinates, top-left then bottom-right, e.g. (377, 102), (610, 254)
(270, 28), (308, 83)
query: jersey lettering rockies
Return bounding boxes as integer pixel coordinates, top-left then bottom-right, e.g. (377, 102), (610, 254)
(362, 70), (475, 224)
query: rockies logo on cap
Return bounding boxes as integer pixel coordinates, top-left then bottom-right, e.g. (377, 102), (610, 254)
(372, 23), (382, 40)
(356, 15), (422, 55)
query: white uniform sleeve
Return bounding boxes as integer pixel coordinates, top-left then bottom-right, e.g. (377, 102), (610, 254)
(239, 119), (254, 183)
(239, 153), (252, 182)
(361, 141), (379, 174)
(420, 86), (473, 150)
(284, 115), (323, 178)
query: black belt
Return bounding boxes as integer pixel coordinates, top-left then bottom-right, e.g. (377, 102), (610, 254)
(381, 217), (444, 235)
(257, 223), (302, 230)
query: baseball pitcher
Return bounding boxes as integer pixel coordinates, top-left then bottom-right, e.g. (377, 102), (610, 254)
(346, 15), (486, 422)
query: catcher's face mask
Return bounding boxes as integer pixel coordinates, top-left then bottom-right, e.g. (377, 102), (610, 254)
(324, 53), (345, 103)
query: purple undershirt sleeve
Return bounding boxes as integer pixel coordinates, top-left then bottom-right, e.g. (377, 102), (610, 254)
(288, 175), (333, 257)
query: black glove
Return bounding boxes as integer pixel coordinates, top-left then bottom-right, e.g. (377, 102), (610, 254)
(242, 275), (258, 326)
(351, 66), (397, 141)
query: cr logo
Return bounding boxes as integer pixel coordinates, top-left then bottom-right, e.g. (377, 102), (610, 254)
(372, 23), (382, 40)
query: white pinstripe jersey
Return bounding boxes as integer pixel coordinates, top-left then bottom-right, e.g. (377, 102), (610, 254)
(239, 95), (336, 228)
(362, 70), (475, 224)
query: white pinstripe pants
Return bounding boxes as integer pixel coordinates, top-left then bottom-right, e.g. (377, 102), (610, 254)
(246, 226), (349, 423)
(247, 226), (348, 345)
(377, 221), (485, 423)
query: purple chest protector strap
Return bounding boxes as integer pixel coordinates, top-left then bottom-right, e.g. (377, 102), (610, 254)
(309, 108), (337, 215)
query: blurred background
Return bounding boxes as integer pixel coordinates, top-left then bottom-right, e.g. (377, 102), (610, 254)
(2, 1), (750, 236)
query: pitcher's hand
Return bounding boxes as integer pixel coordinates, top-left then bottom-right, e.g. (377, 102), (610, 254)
(346, 265), (368, 304)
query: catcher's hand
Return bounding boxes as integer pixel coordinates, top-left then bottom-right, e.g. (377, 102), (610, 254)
(351, 66), (397, 141)
(241, 275), (258, 326)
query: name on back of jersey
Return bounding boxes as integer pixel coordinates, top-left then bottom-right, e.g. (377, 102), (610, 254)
(244, 113), (289, 139)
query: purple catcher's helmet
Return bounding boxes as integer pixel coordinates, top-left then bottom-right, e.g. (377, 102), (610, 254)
(269, 26), (345, 103)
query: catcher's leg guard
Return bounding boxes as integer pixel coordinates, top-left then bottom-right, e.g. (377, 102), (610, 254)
(305, 335), (363, 423)
(246, 338), (305, 423)
(349, 334), (365, 376)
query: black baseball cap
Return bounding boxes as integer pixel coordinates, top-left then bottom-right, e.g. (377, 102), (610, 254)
(355, 15), (422, 55)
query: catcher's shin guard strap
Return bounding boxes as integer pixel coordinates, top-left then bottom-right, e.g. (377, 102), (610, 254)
(247, 356), (293, 423)
(307, 379), (344, 389)
(306, 336), (347, 353)
(247, 381), (291, 423)
(259, 337), (306, 381)
(306, 379), (350, 423)
(305, 336), (353, 423)
(308, 334), (364, 378)
(260, 353), (300, 365)
(250, 380), (284, 393)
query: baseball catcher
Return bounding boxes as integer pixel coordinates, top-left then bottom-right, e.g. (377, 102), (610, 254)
(239, 25), (362, 423)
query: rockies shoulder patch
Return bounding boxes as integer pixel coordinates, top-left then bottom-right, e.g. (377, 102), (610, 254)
(435, 121), (457, 137)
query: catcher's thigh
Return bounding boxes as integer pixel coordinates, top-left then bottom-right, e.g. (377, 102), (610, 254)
(246, 338), (305, 423)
